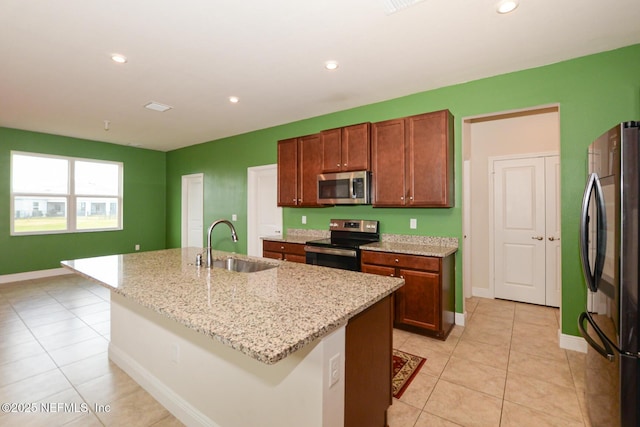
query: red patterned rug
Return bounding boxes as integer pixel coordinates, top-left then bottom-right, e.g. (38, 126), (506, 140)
(392, 349), (426, 399)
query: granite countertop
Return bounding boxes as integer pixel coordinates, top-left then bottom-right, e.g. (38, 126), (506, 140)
(362, 234), (458, 258)
(263, 230), (459, 258)
(261, 229), (329, 244)
(61, 248), (403, 365)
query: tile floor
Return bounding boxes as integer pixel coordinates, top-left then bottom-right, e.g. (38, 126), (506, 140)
(0, 275), (591, 426)
(389, 296), (590, 427)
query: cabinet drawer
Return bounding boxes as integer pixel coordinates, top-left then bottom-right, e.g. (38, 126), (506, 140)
(361, 250), (440, 272)
(263, 240), (306, 256)
(263, 240), (286, 253)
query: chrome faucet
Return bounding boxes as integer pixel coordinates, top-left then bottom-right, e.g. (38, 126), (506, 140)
(206, 219), (239, 268)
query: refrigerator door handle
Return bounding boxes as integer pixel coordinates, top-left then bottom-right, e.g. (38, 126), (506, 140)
(579, 173), (607, 292)
(578, 312), (615, 362)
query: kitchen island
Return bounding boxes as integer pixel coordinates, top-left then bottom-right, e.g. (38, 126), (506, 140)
(61, 248), (403, 427)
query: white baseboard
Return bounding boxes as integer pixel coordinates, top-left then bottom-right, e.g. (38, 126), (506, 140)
(0, 267), (69, 285)
(559, 332), (587, 353)
(109, 343), (217, 427)
(455, 311), (466, 327)
(471, 287), (493, 299)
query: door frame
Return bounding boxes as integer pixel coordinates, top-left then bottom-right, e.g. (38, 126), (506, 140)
(247, 164), (282, 257)
(181, 173), (204, 248)
(488, 152), (558, 302)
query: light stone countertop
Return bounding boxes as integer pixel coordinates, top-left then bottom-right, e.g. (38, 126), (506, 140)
(263, 230), (459, 258)
(61, 248), (404, 365)
(362, 234), (458, 258)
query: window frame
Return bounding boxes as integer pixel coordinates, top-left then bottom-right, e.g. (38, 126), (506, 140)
(10, 151), (124, 236)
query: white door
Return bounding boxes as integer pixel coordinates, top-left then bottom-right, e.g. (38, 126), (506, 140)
(181, 173), (204, 248)
(493, 155), (561, 306)
(247, 165), (282, 257)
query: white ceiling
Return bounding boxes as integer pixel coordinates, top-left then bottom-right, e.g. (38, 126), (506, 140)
(1, 0), (639, 152)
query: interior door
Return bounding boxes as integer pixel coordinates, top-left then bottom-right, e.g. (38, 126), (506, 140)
(181, 173), (204, 248)
(493, 155), (561, 306)
(247, 164), (282, 257)
(493, 157), (547, 305)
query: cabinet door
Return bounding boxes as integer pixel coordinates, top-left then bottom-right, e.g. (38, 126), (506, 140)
(407, 110), (453, 207)
(320, 128), (342, 173)
(371, 118), (407, 206)
(298, 134), (323, 206)
(395, 268), (440, 332)
(277, 138), (299, 206)
(341, 123), (370, 171)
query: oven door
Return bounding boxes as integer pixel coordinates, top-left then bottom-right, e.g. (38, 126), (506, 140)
(305, 246), (360, 271)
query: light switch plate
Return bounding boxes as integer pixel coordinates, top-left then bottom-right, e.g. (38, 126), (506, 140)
(302, 215), (307, 224)
(410, 218), (417, 229)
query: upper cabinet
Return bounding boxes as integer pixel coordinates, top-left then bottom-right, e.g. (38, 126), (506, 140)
(277, 134), (324, 207)
(371, 110), (454, 207)
(320, 123), (371, 173)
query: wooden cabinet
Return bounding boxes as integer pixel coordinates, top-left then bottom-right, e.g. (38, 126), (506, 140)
(320, 123), (370, 173)
(262, 240), (306, 264)
(277, 134), (323, 207)
(371, 110), (454, 207)
(361, 250), (455, 340)
(345, 294), (392, 427)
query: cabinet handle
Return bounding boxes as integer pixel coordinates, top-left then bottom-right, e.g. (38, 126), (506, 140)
(409, 196), (413, 200)
(390, 273), (394, 277)
(280, 246), (284, 250)
(394, 258), (399, 263)
(531, 236), (544, 240)
(343, 163), (347, 167)
(548, 236), (560, 241)
(400, 196), (404, 200)
(336, 163), (341, 167)
(400, 275), (404, 279)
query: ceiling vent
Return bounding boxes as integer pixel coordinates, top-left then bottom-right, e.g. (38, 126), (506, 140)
(381, 0), (426, 15)
(144, 101), (173, 112)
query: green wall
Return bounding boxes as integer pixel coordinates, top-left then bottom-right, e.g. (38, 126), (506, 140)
(166, 44), (640, 337)
(0, 128), (167, 275)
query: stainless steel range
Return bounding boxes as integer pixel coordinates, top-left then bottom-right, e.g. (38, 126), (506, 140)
(304, 219), (379, 271)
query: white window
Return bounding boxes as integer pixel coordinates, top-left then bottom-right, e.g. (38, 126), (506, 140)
(10, 151), (123, 235)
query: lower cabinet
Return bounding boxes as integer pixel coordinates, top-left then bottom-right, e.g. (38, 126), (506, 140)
(361, 250), (455, 340)
(262, 240), (306, 263)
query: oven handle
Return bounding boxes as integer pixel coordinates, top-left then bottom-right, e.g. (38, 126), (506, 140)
(304, 246), (357, 258)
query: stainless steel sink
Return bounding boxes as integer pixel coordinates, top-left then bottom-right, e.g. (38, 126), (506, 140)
(211, 257), (277, 273)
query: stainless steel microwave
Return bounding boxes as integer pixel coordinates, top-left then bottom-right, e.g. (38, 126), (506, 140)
(317, 170), (371, 205)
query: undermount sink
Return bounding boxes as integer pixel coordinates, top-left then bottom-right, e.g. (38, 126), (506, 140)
(211, 257), (277, 273)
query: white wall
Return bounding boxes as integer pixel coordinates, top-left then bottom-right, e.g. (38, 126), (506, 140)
(467, 108), (560, 296)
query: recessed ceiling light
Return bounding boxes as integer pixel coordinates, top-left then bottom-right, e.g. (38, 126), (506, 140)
(144, 101), (172, 112)
(111, 54), (127, 64)
(497, 0), (518, 14)
(325, 61), (339, 71)
(229, 96), (239, 103)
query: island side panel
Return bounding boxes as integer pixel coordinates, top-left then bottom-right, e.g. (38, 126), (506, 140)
(345, 294), (393, 427)
(109, 292), (345, 427)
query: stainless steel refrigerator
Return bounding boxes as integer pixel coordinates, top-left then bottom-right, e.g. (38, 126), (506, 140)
(578, 121), (640, 427)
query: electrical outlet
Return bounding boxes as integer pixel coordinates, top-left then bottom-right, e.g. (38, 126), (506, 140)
(329, 353), (340, 387)
(135, 244), (140, 251)
(302, 215), (307, 224)
(232, 214), (237, 221)
(410, 218), (417, 229)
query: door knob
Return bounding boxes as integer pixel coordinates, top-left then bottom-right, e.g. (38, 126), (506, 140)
(548, 236), (560, 241)
(531, 236), (544, 240)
